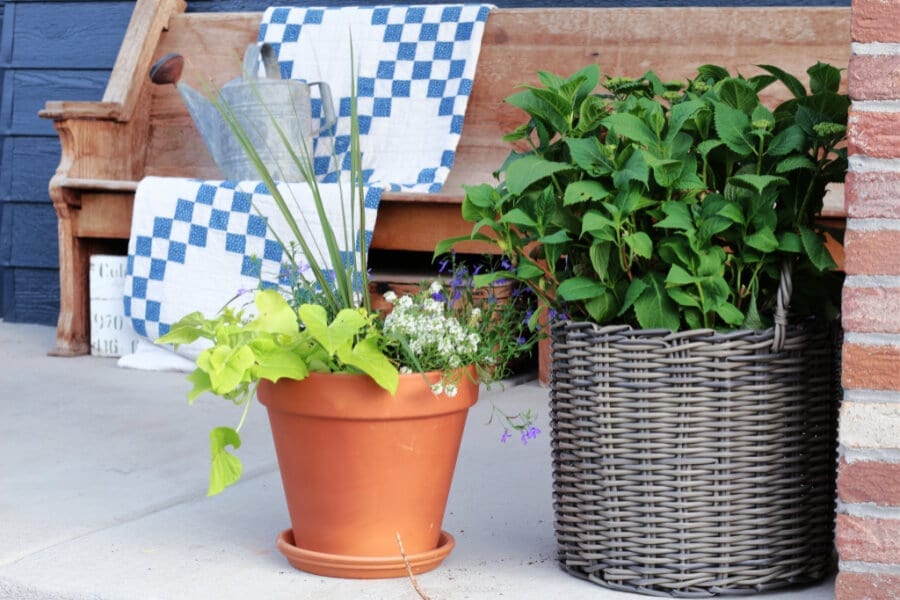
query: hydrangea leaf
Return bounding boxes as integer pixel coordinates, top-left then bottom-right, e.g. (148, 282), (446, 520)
(504, 155), (570, 195)
(714, 103), (754, 155)
(564, 180), (611, 205)
(558, 277), (607, 302)
(800, 225), (838, 271)
(624, 231), (653, 259)
(634, 274), (680, 330)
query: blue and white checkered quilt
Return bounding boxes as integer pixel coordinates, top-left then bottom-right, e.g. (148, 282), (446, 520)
(122, 4), (492, 353)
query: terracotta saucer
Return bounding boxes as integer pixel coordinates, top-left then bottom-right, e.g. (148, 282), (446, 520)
(276, 529), (456, 579)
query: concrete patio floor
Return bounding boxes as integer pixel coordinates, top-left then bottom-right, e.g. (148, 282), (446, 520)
(1, 321), (835, 600)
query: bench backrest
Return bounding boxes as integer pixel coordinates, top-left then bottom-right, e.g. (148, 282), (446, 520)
(143, 7), (851, 191)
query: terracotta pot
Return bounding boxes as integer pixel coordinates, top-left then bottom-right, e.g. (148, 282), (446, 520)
(257, 366), (478, 578)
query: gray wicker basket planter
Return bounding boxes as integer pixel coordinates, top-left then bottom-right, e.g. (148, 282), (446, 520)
(548, 319), (840, 597)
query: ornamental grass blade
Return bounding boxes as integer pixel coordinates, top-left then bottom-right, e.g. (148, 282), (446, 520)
(207, 37), (372, 316)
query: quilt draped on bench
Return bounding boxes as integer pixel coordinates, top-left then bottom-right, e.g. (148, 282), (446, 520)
(121, 4), (492, 363)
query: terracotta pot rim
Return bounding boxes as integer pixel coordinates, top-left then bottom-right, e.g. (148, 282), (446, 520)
(257, 364), (479, 420)
(294, 365), (475, 382)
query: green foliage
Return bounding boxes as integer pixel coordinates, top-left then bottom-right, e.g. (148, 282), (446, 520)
(158, 289), (400, 494)
(160, 46), (540, 496)
(457, 62), (848, 331)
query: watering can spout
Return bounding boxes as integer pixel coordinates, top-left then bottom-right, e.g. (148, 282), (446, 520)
(148, 44), (337, 182)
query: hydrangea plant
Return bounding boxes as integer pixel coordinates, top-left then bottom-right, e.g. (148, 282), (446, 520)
(441, 62), (849, 331)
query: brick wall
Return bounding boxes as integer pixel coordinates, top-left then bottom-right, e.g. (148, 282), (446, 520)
(837, 1), (900, 598)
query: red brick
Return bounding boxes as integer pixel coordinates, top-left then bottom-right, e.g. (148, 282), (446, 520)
(843, 287), (900, 332)
(846, 172), (900, 219)
(836, 571), (900, 600)
(849, 111), (900, 159)
(850, 55), (900, 101)
(853, 0), (900, 44)
(844, 229), (900, 276)
(843, 343), (900, 390)
(837, 514), (900, 563)
(839, 459), (900, 505)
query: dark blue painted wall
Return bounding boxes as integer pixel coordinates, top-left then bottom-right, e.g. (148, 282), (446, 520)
(0, 0), (851, 325)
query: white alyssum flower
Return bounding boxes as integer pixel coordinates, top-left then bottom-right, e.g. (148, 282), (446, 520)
(383, 291), (481, 374)
(383, 290), (397, 304)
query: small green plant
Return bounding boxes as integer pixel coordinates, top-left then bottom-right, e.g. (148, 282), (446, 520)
(441, 62), (848, 331)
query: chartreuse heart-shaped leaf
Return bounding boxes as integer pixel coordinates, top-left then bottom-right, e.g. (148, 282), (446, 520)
(248, 289), (299, 335)
(298, 304), (367, 357)
(197, 344), (256, 396)
(336, 337), (399, 394)
(157, 311), (219, 346)
(250, 336), (308, 383)
(186, 369), (213, 404)
(208, 427), (242, 496)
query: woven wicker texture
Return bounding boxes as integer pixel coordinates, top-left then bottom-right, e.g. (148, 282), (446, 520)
(549, 320), (840, 597)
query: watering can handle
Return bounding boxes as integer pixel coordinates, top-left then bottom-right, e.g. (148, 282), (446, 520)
(242, 43), (281, 80)
(310, 82), (337, 135)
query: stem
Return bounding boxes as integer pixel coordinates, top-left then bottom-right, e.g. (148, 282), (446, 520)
(756, 134), (766, 175)
(733, 263), (745, 310)
(234, 383), (256, 433)
(795, 145), (826, 229)
(695, 281), (710, 328)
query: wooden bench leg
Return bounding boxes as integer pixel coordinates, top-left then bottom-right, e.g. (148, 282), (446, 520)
(49, 218), (90, 356)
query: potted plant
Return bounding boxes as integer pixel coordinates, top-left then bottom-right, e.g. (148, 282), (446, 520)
(446, 63), (847, 596)
(155, 69), (537, 579)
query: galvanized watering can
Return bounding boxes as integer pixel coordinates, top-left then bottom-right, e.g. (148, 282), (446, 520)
(150, 43), (336, 182)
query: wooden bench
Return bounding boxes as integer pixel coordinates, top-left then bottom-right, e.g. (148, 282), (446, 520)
(40, 0), (850, 357)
